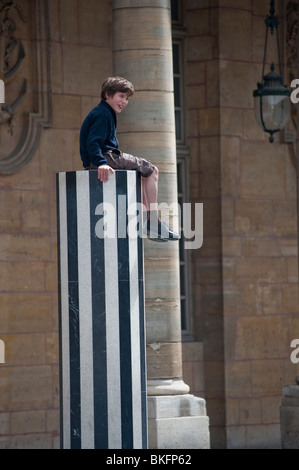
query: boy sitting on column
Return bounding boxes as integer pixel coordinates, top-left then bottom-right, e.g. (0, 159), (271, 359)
(80, 76), (179, 242)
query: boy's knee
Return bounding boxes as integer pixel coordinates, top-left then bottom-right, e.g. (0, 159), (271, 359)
(145, 165), (158, 180)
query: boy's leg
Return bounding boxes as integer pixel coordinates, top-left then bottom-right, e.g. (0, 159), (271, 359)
(104, 150), (179, 240)
(142, 166), (158, 215)
(105, 149), (158, 217)
(142, 167), (179, 241)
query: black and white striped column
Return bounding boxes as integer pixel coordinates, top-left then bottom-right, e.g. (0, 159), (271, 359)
(56, 170), (147, 449)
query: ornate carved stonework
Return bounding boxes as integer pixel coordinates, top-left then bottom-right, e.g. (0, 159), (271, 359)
(286, 2), (298, 79)
(282, 1), (298, 152)
(0, 0), (51, 174)
(286, 1), (298, 127)
(0, 1), (27, 132)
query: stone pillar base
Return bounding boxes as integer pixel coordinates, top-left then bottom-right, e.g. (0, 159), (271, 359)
(148, 394), (210, 449)
(147, 378), (190, 396)
(280, 379), (299, 449)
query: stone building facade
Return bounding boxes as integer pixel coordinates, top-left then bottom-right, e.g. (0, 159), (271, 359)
(0, 0), (299, 449)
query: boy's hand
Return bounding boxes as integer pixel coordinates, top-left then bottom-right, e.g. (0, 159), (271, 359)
(97, 164), (115, 182)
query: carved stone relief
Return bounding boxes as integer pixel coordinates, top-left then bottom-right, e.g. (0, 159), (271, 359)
(280, 0), (298, 160)
(0, 0), (51, 174)
(286, 2), (298, 127)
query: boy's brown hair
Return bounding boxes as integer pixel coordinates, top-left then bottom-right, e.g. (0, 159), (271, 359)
(101, 76), (135, 100)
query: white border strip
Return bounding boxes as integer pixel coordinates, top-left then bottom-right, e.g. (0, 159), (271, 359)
(127, 171), (142, 448)
(104, 173), (122, 449)
(76, 171), (95, 449)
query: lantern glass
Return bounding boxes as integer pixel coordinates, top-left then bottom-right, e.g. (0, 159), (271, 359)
(254, 94), (291, 133)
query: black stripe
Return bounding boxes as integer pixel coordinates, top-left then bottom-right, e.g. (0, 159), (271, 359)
(89, 170), (108, 449)
(66, 172), (81, 449)
(136, 172), (148, 449)
(116, 171), (133, 449)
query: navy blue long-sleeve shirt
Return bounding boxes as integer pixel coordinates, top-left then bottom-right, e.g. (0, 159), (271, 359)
(80, 100), (119, 168)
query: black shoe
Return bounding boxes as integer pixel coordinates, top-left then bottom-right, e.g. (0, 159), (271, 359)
(144, 219), (180, 241)
(143, 220), (168, 242)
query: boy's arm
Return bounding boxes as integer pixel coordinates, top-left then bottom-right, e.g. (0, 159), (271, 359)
(86, 114), (115, 181)
(86, 116), (109, 167)
(97, 164), (114, 182)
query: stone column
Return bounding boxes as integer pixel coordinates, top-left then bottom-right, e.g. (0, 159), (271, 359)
(112, 0), (209, 448)
(0, 16), (5, 102)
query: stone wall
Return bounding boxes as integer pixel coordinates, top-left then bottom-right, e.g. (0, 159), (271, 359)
(0, 0), (113, 448)
(181, 0), (299, 449)
(1, 0), (299, 449)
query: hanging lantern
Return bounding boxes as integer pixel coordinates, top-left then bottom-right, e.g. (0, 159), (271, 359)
(253, 0), (291, 143)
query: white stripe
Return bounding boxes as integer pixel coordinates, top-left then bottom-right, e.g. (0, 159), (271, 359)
(58, 172), (71, 449)
(76, 171), (95, 449)
(103, 173), (122, 449)
(127, 171), (142, 448)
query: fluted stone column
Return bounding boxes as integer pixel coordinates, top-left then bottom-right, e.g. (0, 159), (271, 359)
(113, 0), (185, 395)
(112, 0), (209, 449)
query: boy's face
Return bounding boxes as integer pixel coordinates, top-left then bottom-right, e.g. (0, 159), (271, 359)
(105, 91), (130, 114)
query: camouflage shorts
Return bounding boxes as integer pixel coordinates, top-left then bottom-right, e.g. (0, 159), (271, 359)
(103, 149), (155, 178)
